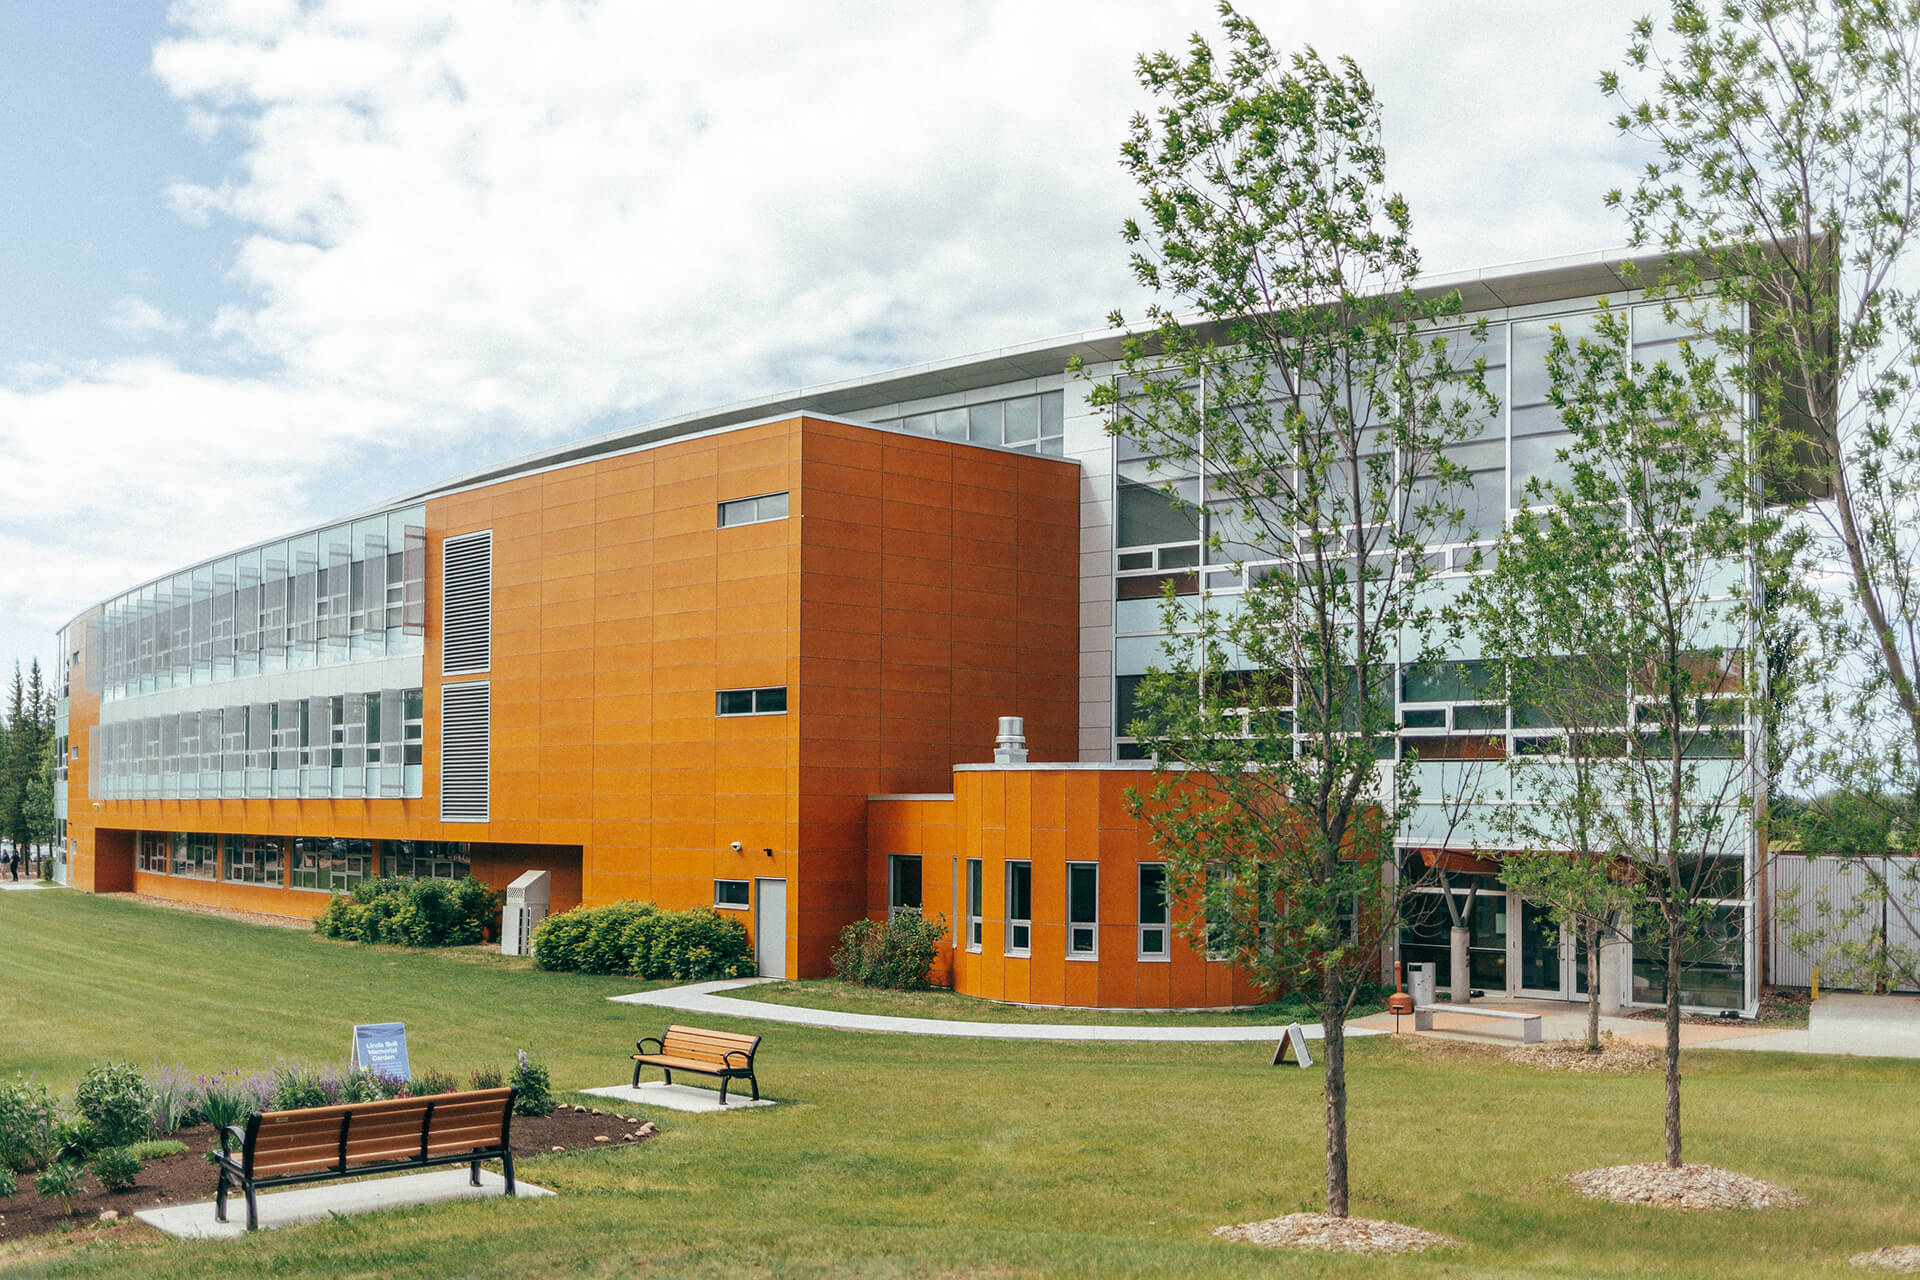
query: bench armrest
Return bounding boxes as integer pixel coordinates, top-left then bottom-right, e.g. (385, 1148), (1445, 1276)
(219, 1123), (248, 1156)
(721, 1049), (754, 1070)
(635, 1037), (664, 1055)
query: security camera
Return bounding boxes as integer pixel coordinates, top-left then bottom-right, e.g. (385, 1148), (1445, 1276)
(729, 841), (742, 853)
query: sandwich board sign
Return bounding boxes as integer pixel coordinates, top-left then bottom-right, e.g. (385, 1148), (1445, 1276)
(351, 1022), (411, 1081)
(1270, 1023), (1313, 1069)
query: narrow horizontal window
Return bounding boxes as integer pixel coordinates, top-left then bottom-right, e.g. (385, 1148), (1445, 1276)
(714, 879), (751, 909)
(717, 491), (790, 528)
(717, 686), (787, 716)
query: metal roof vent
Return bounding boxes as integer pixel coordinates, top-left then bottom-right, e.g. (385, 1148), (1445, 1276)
(993, 716), (1028, 764)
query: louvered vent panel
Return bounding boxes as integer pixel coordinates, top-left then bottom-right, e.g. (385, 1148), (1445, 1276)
(441, 530), (492, 675)
(440, 681), (490, 823)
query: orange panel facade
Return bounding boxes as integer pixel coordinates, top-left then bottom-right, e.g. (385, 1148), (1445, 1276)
(867, 766), (1270, 1009)
(61, 415), (1082, 983)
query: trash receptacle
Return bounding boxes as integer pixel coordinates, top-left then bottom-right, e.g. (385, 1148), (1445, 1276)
(1408, 961), (1436, 1008)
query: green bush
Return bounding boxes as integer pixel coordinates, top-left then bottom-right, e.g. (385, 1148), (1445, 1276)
(271, 1063), (327, 1112)
(0, 1075), (56, 1172)
(51, 1116), (98, 1164)
(90, 1146), (143, 1193)
(509, 1051), (551, 1117)
(315, 876), (505, 947)
(832, 911), (947, 989)
(200, 1086), (251, 1133)
(73, 1061), (155, 1149)
(533, 901), (753, 980)
(411, 1069), (459, 1096)
(469, 1065), (505, 1091)
(34, 1161), (83, 1214)
(0, 1165), (16, 1198)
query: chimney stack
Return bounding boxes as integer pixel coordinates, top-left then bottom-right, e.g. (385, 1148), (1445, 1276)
(993, 716), (1028, 764)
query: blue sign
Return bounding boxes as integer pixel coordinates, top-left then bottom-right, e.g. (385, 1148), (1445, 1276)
(351, 1022), (411, 1081)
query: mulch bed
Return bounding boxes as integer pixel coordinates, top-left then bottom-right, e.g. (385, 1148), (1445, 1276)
(1566, 1163), (1806, 1211)
(0, 1104), (654, 1244)
(1215, 1213), (1459, 1255)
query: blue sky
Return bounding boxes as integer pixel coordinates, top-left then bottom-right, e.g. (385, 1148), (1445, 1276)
(0, 0), (1645, 680)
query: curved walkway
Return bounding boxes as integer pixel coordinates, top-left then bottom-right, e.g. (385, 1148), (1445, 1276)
(610, 978), (1381, 1043)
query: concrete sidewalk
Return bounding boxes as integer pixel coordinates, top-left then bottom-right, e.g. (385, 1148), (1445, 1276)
(1708, 992), (1920, 1059)
(610, 979), (1382, 1043)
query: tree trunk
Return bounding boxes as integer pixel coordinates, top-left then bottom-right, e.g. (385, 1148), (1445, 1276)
(1321, 965), (1349, 1218)
(1664, 924), (1683, 1168)
(1449, 927), (1472, 1005)
(1585, 924), (1602, 1053)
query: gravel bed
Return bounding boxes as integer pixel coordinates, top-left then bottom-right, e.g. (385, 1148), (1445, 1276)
(1566, 1163), (1805, 1211)
(1214, 1213), (1459, 1255)
(1854, 1245), (1920, 1273)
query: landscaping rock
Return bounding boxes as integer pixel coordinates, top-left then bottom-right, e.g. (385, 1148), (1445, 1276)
(1214, 1214), (1458, 1255)
(96, 1210), (118, 1223)
(1567, 1164), (1804, 1210)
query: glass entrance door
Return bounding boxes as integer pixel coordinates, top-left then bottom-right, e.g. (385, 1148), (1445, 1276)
(1515, 898), (1583, 999)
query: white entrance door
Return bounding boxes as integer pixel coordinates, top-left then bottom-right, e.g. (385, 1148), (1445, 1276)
(754, 878), (787, 978)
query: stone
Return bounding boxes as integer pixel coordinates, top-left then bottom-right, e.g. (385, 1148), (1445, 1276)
(98, 1209), (119, 1222)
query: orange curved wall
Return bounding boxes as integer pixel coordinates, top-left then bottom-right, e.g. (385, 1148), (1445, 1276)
(868, 767), (1269, 1009)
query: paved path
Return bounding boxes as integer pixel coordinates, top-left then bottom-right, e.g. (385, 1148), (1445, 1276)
(1709, 992), (1920, 1059)
(610, 979), (1381, 1043)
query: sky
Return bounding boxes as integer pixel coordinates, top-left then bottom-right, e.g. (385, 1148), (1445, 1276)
(0, 0), (1652, 680)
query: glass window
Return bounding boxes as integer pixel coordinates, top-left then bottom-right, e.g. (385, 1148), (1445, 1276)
(172, 832), (218, 881)
(1139, 864), (1168, 959)
(889, 855), (923, 918)
(383, 839), (470, 880)
(714, 879), (751, 909)
(965, 858), (983, 952)
(225, 835), (284, 886)
(1002, 397), (1039, 444)
(137, 831), (169, 874)
(1117, 477), (1202, 548)
(718, 492), (790, 528)
(1067, 863), (1098, 957)
(717, 686), (787, 716)
(1633, 904), (1746, 1009)
(1005, 861), (1032, 956)
(968, 402), (1003, 444)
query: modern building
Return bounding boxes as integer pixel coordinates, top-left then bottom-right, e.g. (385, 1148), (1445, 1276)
(50, 248), (1762, 1012)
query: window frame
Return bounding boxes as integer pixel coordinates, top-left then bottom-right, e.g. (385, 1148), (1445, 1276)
(716, 686), (788, 717)
(714, 879), (751, 910)
(888, 854), (923, 920)
(965, 857), (983, 953)
(1138, 862), (1169, 961)
(1067, 861), (1099, 959)
(717, 491), (791, 529)
(1004, 860), (1032, 957)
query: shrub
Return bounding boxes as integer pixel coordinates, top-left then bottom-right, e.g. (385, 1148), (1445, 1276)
(316, 876), (506, 947)
(271, 1062), (327, 1112)
(411, 1069), (459, 1096)
(201, 1086), (250, 1134)
(34, 1162), (83, 1214)
(0, 1075), (56, 1172)
(509, 1051), (551, 1117)
(90, 1146), (143, 1193)
(469, 1065), (505, 1091)
(51, 1116), (97, 1164)
(0, 1165), (15, 1198)
(74, 1061), (155, 1148)
(832, 911), (947, 989)
(533, 901), (753, 980)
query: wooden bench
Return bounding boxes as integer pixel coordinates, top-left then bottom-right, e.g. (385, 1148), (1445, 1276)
(1412, 1003), (1543, 1043)
(214, 1087), (517, 1230)
(631, 1025), (761, 1105)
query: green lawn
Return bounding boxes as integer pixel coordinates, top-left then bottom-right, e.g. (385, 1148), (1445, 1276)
(3, 888), (1916, 1278)
(728, 978), (1363, 1025)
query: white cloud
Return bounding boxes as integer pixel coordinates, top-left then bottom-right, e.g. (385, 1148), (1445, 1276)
(1, 0), (1650, 666)
(105, 294), (186, 338)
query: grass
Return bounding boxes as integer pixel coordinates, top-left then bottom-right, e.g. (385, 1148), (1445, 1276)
(729, 978), (1374, 1025)
(2, 887), (1916, 1278)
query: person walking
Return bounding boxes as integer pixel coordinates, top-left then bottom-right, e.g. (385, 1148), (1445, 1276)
(2, 846), (14, 881)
